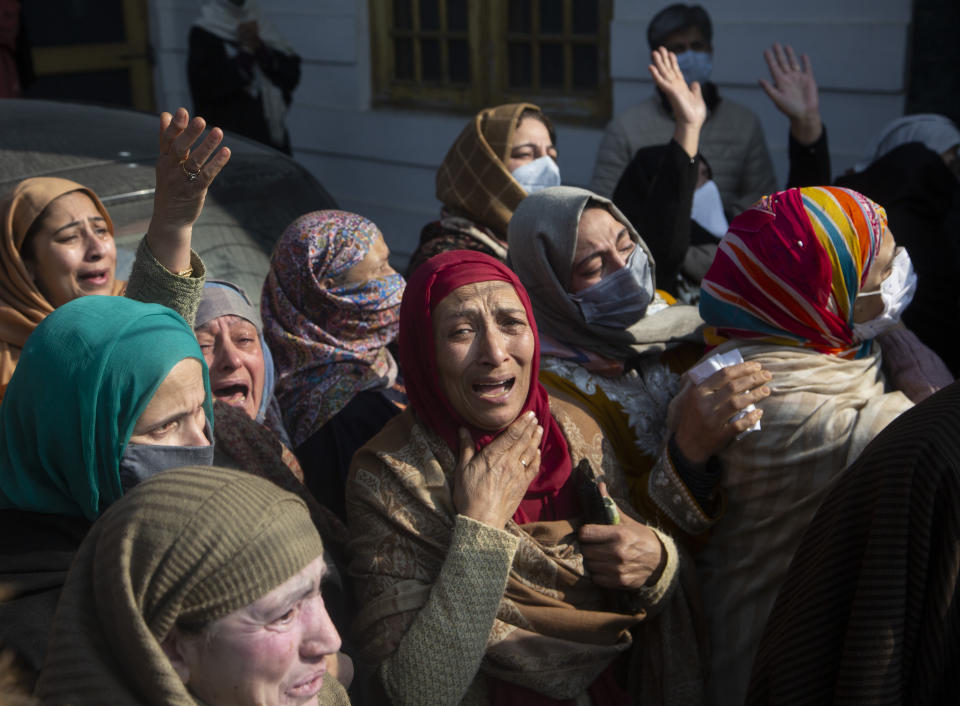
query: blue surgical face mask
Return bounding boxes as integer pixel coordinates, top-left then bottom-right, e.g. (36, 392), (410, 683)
(674, 50), (712, 85)
(568, 245), (655, 328)
(511, 155), (561, 194)
(118, 435), (215, 493)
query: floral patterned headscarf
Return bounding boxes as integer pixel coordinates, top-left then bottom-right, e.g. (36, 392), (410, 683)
(262, 210), (405, 447)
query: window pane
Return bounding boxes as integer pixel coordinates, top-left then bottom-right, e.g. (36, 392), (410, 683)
(572, 43), (598, 89)
(449, 39), (470, 83)
(508, 0), (532, 33)
(447, 0), (468, 30)
(420, 0), (440, 30)
(394, 37), (414, 79)
(508, 42), (532, 88)
(539, 0), (563, 34)
(421, 38), (442, 81)
(571, 0), (598, 35)
(540, 42), (564, 88)
(393, 0), (413, 29)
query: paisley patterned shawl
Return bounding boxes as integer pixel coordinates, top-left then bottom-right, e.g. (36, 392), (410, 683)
(699, 186), (887, 358)
(261, 210), (404, 447)
(349, 401), (646, 698)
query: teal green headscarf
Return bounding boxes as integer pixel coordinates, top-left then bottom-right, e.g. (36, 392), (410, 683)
(0, 296), (213, 520)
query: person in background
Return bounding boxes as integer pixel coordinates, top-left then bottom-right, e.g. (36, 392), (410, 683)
(591, 3), (776, 218)
(262, 210), (406, 522)
(407, 102), (559, 276)
(0, 0), (31, 98)
(36, 466), (350, 705)
(188, 0), (301, 154)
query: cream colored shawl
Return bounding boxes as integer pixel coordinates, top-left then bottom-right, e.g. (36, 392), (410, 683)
(691, 341), (913, 706)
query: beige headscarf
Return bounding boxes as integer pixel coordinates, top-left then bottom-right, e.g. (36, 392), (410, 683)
(35, 466), (348, 706)
(0, 177), (123, 391)
(506, 185), (703, 360)
(435, 102), (552, 237)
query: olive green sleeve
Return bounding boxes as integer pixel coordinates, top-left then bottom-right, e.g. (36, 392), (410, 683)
(378, 514), (519, 705)
(124, 237), (206, 327)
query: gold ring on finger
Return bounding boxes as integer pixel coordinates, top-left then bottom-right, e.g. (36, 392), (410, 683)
(180, 159), (201, 182)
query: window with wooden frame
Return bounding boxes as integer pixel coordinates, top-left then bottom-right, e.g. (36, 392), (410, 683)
(370, 0), (612, 122)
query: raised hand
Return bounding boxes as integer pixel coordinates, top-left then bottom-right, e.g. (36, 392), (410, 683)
(147, 108), (231, 273)
(759, 43), (822, 145)
(670, 361), (772, 464)
(579, 483), (664, 589)
(453, 411), (543, 529)
(649, 46), (706, 158)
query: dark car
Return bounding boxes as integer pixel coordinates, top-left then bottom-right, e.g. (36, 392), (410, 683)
(1, 98), (337, 303)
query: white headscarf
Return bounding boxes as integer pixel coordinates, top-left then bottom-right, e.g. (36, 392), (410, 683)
(856, 114), (960, 171)
(193, 0), (294, 147)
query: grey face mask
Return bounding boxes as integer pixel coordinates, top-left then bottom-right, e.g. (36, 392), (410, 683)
(118, 439), (215, 492)
(567, 245), (655, 328)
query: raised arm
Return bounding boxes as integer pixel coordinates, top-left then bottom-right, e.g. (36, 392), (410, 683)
(126, 108), (231, 324)
(146, 108), (231, 274)
(649, 46), (707, 159)
(759, 43), (822, 146)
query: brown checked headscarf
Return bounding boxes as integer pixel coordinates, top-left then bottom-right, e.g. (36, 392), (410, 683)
(436, 102), (554, 238)
(0, 177), (124, 395)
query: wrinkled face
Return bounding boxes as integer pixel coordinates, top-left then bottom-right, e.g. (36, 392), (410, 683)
(853, 225), (897, 323)
(195, 315), (265, 420)
(569, 207), (636, 293)
(433, 281), (535, 432)
(172, 556), (342, 706)
(660, 25), (711, 54)
(128, 358), (210, 447)
(23, 191), (117, 308)
(333, 232), (397, 285)
(507, 116), (557, 173)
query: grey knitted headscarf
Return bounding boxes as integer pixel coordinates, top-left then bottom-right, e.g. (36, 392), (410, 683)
(506, 186), (703, 360)
(36, 466), (340, 705)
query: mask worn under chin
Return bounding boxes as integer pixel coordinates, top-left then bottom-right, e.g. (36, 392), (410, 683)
(674, 50), (712, 86)
(118, 439), (215, 493)
(691, 179), (729, 238)
(568, 245), (655, 328)
(511, 155), (561, 194)
(852, 246), (917, 342)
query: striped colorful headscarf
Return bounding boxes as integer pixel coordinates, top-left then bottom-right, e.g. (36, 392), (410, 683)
(262, 210), (405, 447)
(699, 186), (888, 358)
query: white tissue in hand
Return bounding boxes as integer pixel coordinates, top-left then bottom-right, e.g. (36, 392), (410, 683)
(687, 348), (761, 440)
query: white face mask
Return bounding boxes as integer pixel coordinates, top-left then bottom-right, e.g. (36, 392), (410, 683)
(852, 246), (917, 342)
(511, 155), (561, 194)
(691, 179), (728, 238)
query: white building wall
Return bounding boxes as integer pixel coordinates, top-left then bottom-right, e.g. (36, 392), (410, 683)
(150, 0), (912, 267)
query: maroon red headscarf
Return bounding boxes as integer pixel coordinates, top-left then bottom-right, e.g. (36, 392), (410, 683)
(399, 250), (577, 523)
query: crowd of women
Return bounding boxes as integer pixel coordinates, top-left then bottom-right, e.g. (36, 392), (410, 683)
(1, 23), (960, 706)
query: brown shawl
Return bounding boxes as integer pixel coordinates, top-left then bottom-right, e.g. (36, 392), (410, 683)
(0, 177), (124, 392)
(348, 398), (706, 703)
(435, 102), (548, 238)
